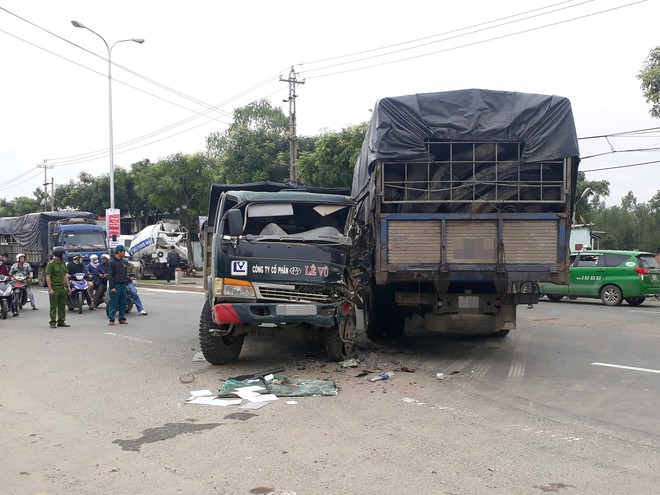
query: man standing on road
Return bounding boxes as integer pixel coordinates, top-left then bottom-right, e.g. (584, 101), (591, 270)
(166, 246), (180, 283)
(107, 245), (128, 326)
(46, 246), (70, 328)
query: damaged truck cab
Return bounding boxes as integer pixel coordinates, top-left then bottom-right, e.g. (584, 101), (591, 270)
(199, 183), (357, 364)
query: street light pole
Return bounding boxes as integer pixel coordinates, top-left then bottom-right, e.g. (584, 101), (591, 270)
(71, 20), (144, 210)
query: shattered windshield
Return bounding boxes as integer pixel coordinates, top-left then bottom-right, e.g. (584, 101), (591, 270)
(63, 231), (107, 250)
(242, 202), (351, 244)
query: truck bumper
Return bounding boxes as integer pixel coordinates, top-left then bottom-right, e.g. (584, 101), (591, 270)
(213, 302), (339, 328)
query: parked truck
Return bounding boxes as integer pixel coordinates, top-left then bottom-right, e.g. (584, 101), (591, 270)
(0, 211), (108, 286)
(350, 89), (580, 338)
(199, 182), (356, 364)
(126, 220), (189, 279)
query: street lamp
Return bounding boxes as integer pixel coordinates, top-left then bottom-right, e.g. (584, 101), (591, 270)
(573, 187), (594, 224)
(71, 20), (144, 210)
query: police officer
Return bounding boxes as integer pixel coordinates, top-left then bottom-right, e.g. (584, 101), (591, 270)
(46, 247), (70, 328)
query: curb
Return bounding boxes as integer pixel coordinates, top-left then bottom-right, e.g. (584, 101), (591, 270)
(138, 280), (205, 293)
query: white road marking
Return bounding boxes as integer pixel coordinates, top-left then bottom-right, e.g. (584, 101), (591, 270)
(104, 332), (153, 344)
(591, 362), (660, 374)
(628, 310), (660, 314)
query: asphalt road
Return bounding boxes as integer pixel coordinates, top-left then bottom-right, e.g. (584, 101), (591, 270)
(1, 286), (658, 495)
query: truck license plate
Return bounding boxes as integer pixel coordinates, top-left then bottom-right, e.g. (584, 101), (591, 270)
(275, 305), (317, 316)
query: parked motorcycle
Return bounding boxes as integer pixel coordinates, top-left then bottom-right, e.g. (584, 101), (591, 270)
(68, 272), (90, 314)
(11, 272), (29, 315)
(0, 274), (13, 319)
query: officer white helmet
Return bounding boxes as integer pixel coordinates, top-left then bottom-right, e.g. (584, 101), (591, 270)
(17, 253), (26, 261)
(101, 254), (111, 260)
(90, 254), (99, 261)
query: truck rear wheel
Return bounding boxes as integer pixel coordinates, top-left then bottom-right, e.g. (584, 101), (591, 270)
(324, 310), (357, 361)
(199, 300), (245, 364)
(364, 288), (405, 340)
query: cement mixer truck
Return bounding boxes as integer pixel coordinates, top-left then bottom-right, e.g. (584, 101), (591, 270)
(126, 220), (188, 279)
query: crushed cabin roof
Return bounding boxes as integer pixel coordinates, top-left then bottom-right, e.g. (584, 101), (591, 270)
(225, 189), (354, 204)
(208, 182), (352, 225)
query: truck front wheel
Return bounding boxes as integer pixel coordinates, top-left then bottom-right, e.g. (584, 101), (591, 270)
(199, 300), (245, 364)
(324, 310), (357, 361)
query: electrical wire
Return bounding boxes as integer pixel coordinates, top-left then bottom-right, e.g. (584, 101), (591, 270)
(581, 159), (660, 172)
(303, 1), (645, 79)
(0, 169), (43, 192)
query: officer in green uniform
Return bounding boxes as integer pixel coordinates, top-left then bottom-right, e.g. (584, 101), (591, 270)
(46, 246), (71, 328)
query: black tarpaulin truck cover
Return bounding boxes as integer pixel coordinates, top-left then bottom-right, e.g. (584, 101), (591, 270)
(351, 88), (580, 201)
(0, 211), (96, 253)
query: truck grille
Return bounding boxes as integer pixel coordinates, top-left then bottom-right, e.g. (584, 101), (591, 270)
(255, 283), (333, 303)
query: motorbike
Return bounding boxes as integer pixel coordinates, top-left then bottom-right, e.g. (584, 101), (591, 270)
(0, 274), (13, 319)
(68, 272), (91, 314)
(11, 272), (29, 315)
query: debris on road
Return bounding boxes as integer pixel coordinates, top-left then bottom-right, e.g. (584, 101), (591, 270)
(436, 373), (445, 380)
(395, 366), (416, 373)
(179, 373), (195, 383)
(363, 352), (379, 372)
(341, 358), (360, 368)
(369, 371), (394, 382)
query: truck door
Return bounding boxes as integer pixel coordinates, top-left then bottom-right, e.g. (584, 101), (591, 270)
(569, 252), (603, 297)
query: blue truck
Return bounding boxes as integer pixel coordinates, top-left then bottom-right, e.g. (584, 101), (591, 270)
(350, 89), (580, 339)
(0, 211), (108, 286)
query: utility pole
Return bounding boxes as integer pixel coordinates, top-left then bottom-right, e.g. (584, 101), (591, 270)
(37, 160), (53, 212)
(280, 66), (305, 183)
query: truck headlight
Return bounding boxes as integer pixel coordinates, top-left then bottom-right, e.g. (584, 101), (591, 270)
(215, 277), (255, 298)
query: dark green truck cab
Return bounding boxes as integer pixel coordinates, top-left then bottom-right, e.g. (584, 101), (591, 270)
(539, 250), (660, 306)
(199, 182), (357, 364)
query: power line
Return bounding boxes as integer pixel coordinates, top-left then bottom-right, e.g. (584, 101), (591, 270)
(303, 1), (645, 79)
(581, 159), (660, 173)
(301, 0), (577, 67)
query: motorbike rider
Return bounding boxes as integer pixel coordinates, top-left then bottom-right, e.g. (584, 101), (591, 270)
(90, 254), (110, 309)
(66, 254), (94, 310)
(10, 253), (38, 311)
(46, 246), (70, 328)
(0, 258), (9, 277)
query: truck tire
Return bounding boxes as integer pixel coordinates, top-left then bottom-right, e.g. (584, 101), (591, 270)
(199, 300), (245, 365)
(624, 296), (645, 306)
(364, 289), (385, 339)
(364, 288), (405, 340)
(493, 329), (510, 337)
(600, 285), (623, 306)
(324, 311), (357, 361)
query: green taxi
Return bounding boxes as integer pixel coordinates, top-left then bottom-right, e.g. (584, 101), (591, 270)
(539, 250), (660, 306)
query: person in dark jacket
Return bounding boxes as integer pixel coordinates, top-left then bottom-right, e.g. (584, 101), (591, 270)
(107, 246), (128, 326)
(166, 246), (181, 283)
(90, 254), (110, 309)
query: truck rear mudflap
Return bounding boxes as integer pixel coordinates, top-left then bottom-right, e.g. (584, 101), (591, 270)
(213, 302), (339, 328)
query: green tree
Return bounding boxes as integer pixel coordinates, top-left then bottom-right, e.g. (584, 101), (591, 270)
(135, 152), (220, 255)
(638, 46), (660, 118)
(297, 123), (368, 188)
(206, 100), (290, 183)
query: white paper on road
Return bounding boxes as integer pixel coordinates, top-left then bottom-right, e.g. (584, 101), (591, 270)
(187, 397), (242, 406)
(192, 352), (206, 362)
(189, 390), (215, 397)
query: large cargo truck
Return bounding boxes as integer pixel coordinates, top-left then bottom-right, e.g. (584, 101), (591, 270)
(199, 182), (356, 364)
(0, 211), (108, 285)
(350, 89), (580, 338)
